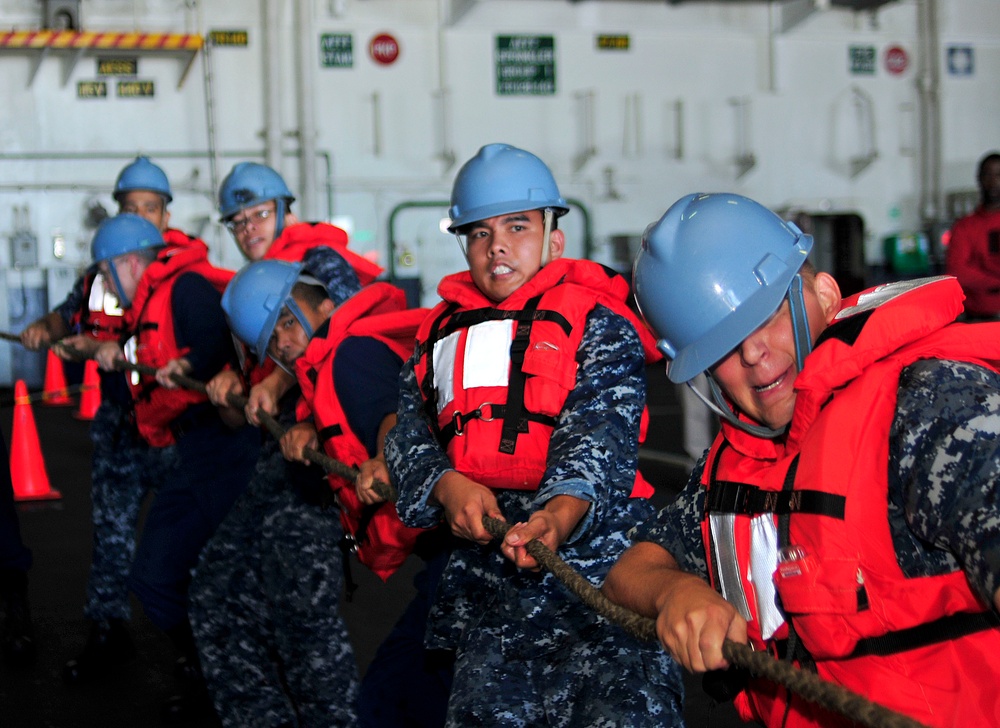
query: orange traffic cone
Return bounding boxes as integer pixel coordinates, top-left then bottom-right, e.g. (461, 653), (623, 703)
(75, 359), (101, 421)
(10, 380), (60, 501)
(42, 349), (72, 406)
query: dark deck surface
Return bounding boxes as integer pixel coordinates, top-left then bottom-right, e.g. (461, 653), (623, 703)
(0, 368), (750, 727)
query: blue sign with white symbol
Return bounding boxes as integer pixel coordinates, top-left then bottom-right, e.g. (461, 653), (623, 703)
(947, 46), (974, 76)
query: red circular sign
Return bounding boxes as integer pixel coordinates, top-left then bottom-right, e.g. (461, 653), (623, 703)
(369, 33), (400, 65)
(885, 45), (909, 75)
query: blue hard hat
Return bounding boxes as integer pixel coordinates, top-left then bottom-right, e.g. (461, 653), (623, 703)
(633, 193), (813, 384)
(90, 213), (165, 265)
(218, 162), (295, 221)
(222, 259), (313, 361)
(447, 144), (569, 232)
(113, 156), (172, 203)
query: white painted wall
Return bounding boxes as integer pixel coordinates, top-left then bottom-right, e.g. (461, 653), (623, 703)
(0, 0), (996, 326)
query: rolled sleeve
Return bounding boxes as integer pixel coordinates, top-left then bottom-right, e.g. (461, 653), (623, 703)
(536, 305), (646, 544)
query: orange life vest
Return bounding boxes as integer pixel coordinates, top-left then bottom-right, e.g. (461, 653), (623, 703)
(124, 241), (234, 447)
(702, 277), (1000, 727)
(266, 222), (384, 286)
(413, 258), (660, 493)
(294, 283), (428, 580)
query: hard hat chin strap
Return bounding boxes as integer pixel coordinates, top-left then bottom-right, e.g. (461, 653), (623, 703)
(265, 295), (314, 374)
(787, 273), (812, 373)
(454, 233), (469, 264)
(107, 258), (132, 309)
(540, 208), (554, 267)
(689, 375), (787, 440)
(273, 199), (287, 239)
(452, 206), (555, 267)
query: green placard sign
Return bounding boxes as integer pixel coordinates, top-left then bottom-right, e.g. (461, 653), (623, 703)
(117, 80), (155, 98)
(849, 45), (876, 75)
(320, 33), (353, 68)
(495, 35), (555, 96)
(77, 81), (107, 99)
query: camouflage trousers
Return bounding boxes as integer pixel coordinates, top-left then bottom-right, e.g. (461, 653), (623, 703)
(189, 449), (359, 727)
(446, 615), (684, 728)
(83, 399), (178, 622)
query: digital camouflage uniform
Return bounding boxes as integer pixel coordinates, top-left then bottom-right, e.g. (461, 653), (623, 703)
(189, 245), (365, 727)
(637, 357), (1000, 612)
(55, 277), (178, 622)
(387, 305), (684, 727)
(190, 428), (358, 728)
(86, 398), (179, 620)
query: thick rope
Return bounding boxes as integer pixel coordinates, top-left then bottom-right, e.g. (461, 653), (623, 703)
(482, 516), (929, 728)
(0, 331), (930, 728)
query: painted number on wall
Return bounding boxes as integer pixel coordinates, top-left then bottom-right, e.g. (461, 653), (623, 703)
(117, 81), (155, 98)
(209, 30), (249, 47)
(596, 34), (629, 51)
(77, 81), (107, 99)
(97, 58), (137, 76)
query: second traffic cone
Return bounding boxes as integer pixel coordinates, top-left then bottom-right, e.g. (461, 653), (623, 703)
(75, 359), (101, 421)
(42, 349), (72, 406)
(10, 380), (60, 501)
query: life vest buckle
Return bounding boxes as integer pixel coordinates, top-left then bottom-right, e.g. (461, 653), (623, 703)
(476, 402), (497, 422)
(341, 532), (361, 555)
(452, 403), (498, 436)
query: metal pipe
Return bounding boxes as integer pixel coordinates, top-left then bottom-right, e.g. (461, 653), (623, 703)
(294, 0), (318, 219)
(387, 200), (450, 281)
(201, 38), (221, 199)
(434, 0), (456, 171)
(316, 150), (336, 221)
(262, 0), (283, 171)
(916, 0), (942, 225)
(0, 149), (336, 221)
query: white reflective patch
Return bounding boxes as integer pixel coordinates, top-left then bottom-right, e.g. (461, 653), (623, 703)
(749, 514), (785, 640)
(123, 336), (140, 386)
(432, 331), (460, 415)
(103, 290), (124, 316)
(89, 274), (123, 316)
(88, 276), (105, 312)
(463, 320), (513, 390)
(836, 276), (948, 320)
(709, 513), (752, 622)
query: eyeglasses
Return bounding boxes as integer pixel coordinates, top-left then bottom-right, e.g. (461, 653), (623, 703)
(225, 208), (273, 234)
